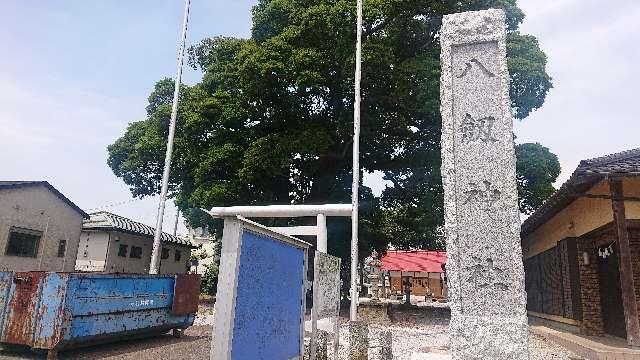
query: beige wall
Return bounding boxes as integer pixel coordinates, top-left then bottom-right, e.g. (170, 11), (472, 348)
(77, 230), (190, 274)
(523, 177), (640, 259)
(0, 186), (83, 272)
(75, 231), (110, 271)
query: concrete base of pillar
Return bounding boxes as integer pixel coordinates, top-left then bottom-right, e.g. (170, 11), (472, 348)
(449, 315), (529, 360)
(316, 330), (328, 360)
(379, 329), (393, 360)
(349, 321), (369, 360)
(410, 353), (452, 360)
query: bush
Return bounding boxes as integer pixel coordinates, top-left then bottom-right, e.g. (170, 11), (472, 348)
(201, 262), (219, 295)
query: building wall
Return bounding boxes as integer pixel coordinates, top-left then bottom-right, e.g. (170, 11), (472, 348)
(100, 231), (190, 274)
(75, 231), (110, 272)
(522, 177), (640, 338)
(629, 228), (640, 322)
(576, 230), (607, 336)
(0, 186), (83, 272)
(388, 271), (444, 297)
(524, 238), (582, 321)
(523, 178), (640, 260)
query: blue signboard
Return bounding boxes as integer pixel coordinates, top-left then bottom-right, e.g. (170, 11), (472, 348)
(231, 231), (305, 359)
(211, 217), (309, 360)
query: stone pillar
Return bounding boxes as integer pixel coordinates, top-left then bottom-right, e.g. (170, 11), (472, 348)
(440, 9), (529, 359)
(349, 321), (368, 360)
(379, 330), (393, 360)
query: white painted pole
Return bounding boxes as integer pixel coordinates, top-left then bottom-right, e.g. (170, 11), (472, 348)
(150, 0), (190, 274)
(350, 0), (363, 322)
(317, 213), (327, 253)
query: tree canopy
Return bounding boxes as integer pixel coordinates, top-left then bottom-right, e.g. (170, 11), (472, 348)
(108, 0), (555, 262)
(515, 142), (561, 215)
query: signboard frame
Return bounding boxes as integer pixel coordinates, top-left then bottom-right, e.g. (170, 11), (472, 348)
(211, 216), (310, 360)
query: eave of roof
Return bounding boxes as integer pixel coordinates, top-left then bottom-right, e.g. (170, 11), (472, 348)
(521, 148), (640, 238)
(0, 181), (89, 219)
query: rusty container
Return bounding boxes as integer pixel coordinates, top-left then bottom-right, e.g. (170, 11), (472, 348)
(0, 272), (200, 357)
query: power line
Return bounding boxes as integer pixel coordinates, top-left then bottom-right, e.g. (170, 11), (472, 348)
(86, 197), (143, 212)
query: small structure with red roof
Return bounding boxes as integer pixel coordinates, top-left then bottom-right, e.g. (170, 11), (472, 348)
(379, 250), (447, 299)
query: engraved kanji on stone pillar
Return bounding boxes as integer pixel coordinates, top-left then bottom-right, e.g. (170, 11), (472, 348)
(440, 9), (530, 360)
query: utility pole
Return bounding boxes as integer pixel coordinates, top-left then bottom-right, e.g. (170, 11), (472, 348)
(350, 0), (363, 322)
(149, 0), (190, 274)
(173, 210), (180, 236)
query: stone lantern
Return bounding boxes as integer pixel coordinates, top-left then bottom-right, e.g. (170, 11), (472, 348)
(366, 250), (384, 301)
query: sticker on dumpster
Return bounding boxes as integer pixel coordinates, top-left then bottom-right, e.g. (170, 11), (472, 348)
(131, 299), (154, 307)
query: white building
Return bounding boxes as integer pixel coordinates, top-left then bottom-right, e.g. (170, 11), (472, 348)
(75, 211), (193, 274)
(188, 227), (217, 275)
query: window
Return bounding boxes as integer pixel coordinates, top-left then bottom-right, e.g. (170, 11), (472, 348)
(6, 227), (41, 258)
(174, 250), (182, 262)
(161, 247), (170, 260)
(130, 246), (142, 259)
(57, 240), (67, 258)
(118, 244), (128, 257)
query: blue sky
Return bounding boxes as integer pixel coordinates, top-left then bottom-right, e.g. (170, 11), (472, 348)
(0, 0), (256, 233)
(1, 0), (638, 234)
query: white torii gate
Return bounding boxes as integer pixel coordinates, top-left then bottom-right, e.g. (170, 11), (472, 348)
(207, 204), (352, 254)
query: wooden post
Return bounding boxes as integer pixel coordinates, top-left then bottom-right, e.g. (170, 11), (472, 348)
(609, 177), (640, 347)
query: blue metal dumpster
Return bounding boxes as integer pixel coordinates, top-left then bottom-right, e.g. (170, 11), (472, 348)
(0, 271), (200, 358)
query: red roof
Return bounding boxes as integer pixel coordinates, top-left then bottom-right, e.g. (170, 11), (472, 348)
(381, 251), (447, 273)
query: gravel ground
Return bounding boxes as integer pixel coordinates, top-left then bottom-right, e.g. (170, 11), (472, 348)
(0, 326), (212, 360)
(330, 305), (583, 360)
(0, 304), (581, 359)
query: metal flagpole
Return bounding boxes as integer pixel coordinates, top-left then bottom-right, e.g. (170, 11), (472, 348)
(350, 0), (363, 321)
(149, 0), (191, 274)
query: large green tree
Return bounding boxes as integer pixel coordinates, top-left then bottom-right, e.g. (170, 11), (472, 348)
(108, 0), (555, 263)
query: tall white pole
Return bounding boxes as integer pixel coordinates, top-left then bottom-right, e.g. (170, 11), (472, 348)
(150, 0), (190, 274)
(350, 0), (363, 321)
(316, 213), (327, 253)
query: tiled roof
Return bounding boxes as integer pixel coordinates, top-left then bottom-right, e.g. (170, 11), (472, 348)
(521, 148), (640, 238)
(578, 148), (640, 175)
(0, 181), (89, 218)
(381, 251), (447, 273)
(83, 211), (192, 246)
